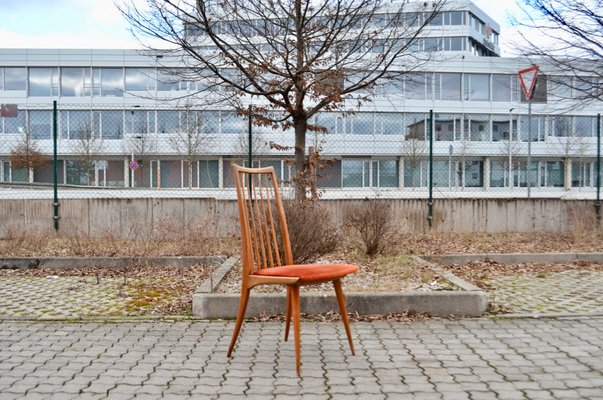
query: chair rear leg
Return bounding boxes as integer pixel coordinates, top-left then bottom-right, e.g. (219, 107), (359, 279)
(290, 285), (302, 376)
(333, 279), (355, 356)
(227, 288), (250, 357)
(284, 286), (292, 341)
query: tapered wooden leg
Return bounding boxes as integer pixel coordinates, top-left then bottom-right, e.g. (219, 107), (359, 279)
(290, 285), (301, 376)
(284, 286), (292, 341)
(333, 279), (355, 355)
(227, 288), (250, 357)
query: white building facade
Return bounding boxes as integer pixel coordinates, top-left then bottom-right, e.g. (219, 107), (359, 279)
(0, 1), (600, 197)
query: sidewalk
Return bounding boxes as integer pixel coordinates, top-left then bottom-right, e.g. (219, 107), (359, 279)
(1, 259), (603, 399)
(1, 317), (602, 399)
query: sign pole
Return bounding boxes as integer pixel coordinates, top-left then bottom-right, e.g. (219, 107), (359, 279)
(527, 99), (532, 198)
(518, 65), (539, 199)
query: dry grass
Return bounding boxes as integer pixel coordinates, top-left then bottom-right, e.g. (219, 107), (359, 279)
(443, 259), (603, 290)
(217, 254), (454, 293)
(0, 264), (215, 315)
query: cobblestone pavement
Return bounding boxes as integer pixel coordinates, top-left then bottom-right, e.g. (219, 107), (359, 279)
(1, 317), (602, 399)
(487, 270), (603, 315)
(3, 269), (603, 319)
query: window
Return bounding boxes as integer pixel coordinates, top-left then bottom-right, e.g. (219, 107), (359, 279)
(342, 159), (398, 187)
(492, 74), (518, 102)
(2, 111), (25, 134)
(540, 161), (564, 187)
(126, 110), (156, 134)
(428, 12), (442, 26)
(463, 161), (484, 187)
(314, 113), (337, 134)
(3, 67), (26, 90)
(157, 70), (182, 91)
(464, 114), (489, 141)
(434, 114), (461, 141)
(28, 68), (59, 96)
(403, 160), (427, 187)
(520, 115), (546, 142)
(62, 111), (94, 139)
(405, 113), (427, 140)
(351, 113), (374, 135)
(445, 37), (464, 51)
(29, 110), (52, 139)
(61, 67), (91, 97)
(199, 160), (219, 188)
(445, 11), (464, 25)
(575, 116), (595, 137)
(375, 113), (402, 135)
(549, 76), (572, 100)
(157, 111), (180, 133)
(100, 111), (123, 139)
(490, 160), (509, 188)
(492, 115), (513, 141)
(440, 73), (461, 101)
(125, 68), (156, 92)
(404, 73), (427, 100)
(93, 68), (123, 97)
(464, 74), (490, 101)
(571, 161), (591, 187)
(221, 111), (245, 134)
(550, 115), (572, 137)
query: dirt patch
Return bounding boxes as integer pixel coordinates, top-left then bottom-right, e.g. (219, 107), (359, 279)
(0, 264), (215, 315)
(217, 254), (458, 293)
(442, 259), (603, 290)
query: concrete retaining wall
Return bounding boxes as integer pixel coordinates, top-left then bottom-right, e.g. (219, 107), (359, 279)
(0, 197), (599, 238)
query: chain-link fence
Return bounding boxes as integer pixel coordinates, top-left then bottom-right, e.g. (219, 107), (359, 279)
(0, 103), (600, 200)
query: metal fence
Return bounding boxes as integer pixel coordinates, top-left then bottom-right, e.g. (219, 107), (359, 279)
(0, 102), (601, 203)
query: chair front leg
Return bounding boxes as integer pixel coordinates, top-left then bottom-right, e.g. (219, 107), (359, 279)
(333, 279), (355, 356)
(285, 286), (292, 341)
(290, 285), (302, 376)
(227, 287), (250, 357)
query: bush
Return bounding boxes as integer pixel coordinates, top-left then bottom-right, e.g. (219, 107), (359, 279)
(344, 199), (392, 257)
(282, 200), (340, 263)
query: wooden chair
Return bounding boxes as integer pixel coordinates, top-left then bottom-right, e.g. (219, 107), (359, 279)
(227, 165), (358, 375)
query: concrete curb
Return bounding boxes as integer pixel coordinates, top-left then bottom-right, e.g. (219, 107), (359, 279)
(0, 256), (225, 269)
(423, 252), (603, 265)
(192, 256), (489, 318)
(193, 291), (488, 319)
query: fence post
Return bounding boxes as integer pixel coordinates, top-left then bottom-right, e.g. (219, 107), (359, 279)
(428, 109), (434, 228)
(596, 113), (601, 226)
(53, 100), (60, 232)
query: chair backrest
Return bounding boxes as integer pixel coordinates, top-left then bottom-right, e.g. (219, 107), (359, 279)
(232, 165), (294, 279)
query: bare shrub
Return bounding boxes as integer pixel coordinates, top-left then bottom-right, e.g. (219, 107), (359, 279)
(282, 200), (339, 264)
(344, 199), (393, 257)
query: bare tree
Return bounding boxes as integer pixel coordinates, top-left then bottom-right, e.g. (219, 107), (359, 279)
(513, 0), (603, 102)
(70, 123), (104, 186)
(232, 129), (269, 163)
(169, 106), (214, 188)
(401, 138), (427, 189)
(10, 127), (48, 183)
(124, 129), (156, 187)
(497, 139), (523, 188)
(118, 0), (444, 198)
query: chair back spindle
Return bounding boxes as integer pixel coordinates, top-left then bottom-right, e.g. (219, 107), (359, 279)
(233, 165), (293, 279)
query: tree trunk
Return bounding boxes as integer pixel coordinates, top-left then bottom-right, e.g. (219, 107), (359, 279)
(28, 167), (34, 183)
(188, 161), (193, 189)
(294, 117), (307, 201)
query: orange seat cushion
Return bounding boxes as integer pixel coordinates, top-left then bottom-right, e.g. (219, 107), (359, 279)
(253, 264), (358, 283)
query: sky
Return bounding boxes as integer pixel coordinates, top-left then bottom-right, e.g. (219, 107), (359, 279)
(0, 0), (523, 55)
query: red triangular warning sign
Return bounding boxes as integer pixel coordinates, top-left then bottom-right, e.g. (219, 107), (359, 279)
(518, 65), (539, 100)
